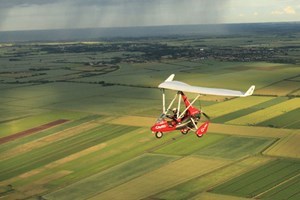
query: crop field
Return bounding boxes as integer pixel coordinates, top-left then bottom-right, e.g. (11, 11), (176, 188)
(154, 133), (227, 156)
(90, 156), (229, 200)
(0, 31), (299, 200)
(264, 133), (300, 159)
(151, 156), (273, 200)
(258, 108), (300, 129)
(227, 98), (300, 126)
(194, 136), (275, 159)
(211, 159), (300, 199)
(44, 154), (178, 200)
(256, 80), (300, 96)
(204, 96), (274, 118)
(212, 97), (288, 123)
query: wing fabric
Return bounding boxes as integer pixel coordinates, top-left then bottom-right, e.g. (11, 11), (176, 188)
(159, 80), (254, 97)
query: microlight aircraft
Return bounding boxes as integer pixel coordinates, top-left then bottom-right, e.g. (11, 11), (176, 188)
(151, 74), (255, 138)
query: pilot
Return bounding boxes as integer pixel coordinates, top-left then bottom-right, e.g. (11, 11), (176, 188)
(166, 108), (178, 127)
(167, 108), (178, 121)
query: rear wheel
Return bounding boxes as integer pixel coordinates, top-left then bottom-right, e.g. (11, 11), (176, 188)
(155, 132), (163, 139)
(181, 128), (189, 135)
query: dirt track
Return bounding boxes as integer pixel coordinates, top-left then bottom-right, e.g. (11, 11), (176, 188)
(0, 119), (69, 145)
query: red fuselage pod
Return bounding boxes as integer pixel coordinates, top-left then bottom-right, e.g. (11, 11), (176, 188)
(151, 119), (176, 133)
(181, 92), (201, 118)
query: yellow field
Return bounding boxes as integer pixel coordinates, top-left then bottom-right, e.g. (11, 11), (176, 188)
(227, 98), (300, 125)
(1, 39), (299, 200)
(109, 116), (291, 138)
(6, 170), (72, 200)
(0, 143), (107, 187)
(264, 133), (300, 158)
(191, 192), (250, 200)
(89, 156), (229, 200)
(0, 121), (101, 161)
(108, 116), (156, 127)
(153, 156), (273, 200)
(292, 89), (300, 96)
(204, 96), (274, 118)
(256, 81), (300, 96)
(209, 123), (289, 138)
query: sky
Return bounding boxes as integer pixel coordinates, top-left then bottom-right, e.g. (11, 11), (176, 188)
(0, 0), (299, 31)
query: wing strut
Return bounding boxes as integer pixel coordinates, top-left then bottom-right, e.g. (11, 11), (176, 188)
(164, 93), (178, 114)
(162, 89), (165, 113)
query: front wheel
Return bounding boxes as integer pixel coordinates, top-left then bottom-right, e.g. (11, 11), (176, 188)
(155, 132), (163, 139)
(181, 128), (189, 135)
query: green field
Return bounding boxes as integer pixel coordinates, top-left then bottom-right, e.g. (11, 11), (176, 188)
(195, 136), (275, 159)
(211, 159), (300, 199)
(258, 108), (300, 129)
(213, 97), (288, 123)
(0, 33), (299, 200)
(0, 124), (138, 181)
(44, 154), (178, 200)
(227, 98), (300, 125)
(154, 133), (226, 156)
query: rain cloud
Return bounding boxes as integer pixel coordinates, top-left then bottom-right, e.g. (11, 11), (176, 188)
(0, 0), (231, 31)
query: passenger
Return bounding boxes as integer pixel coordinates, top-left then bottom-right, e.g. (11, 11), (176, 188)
(167, 108), (178, 126)
(170, 108), (178, 120)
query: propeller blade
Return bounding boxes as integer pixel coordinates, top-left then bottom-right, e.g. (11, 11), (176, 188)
(202, 112), (211, 120)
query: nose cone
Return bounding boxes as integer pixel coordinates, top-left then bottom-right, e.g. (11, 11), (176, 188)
(151, 125), (157, 132)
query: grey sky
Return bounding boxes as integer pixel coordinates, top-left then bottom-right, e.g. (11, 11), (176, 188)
(0, 0), (299, 31)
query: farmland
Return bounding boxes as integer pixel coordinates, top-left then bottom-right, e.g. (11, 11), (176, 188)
(0, 24), (300, 200)
(211, 159), (300, 199)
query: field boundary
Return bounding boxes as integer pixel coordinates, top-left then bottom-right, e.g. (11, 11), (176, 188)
(0, 119), (69, 144)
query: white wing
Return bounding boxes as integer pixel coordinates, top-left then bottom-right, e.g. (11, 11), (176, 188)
(159, 74), (255, 97)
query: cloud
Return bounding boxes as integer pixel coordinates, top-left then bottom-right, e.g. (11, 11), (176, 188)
(272, 5), (296, 15)
(284, 6), (296, 14)
(0, 0), (60, 8)
(0, 0), (231, 31)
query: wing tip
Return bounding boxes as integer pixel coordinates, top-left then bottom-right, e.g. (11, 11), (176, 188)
(243, 85), (255, 97)
(165, 74), (175, 82)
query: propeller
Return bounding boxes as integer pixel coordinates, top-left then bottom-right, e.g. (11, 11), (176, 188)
(197, 97), (211, 121)
(202, 111), (211, 121)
